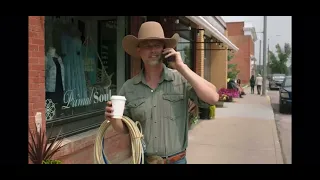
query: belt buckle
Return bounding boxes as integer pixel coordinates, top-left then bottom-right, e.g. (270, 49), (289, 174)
(165, 156), (169, 164)
(146, 155), (165, 164)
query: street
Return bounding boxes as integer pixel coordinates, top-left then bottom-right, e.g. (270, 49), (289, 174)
(267, 89), (292, 164)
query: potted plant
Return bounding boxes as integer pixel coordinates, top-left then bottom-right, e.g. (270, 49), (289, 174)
(215, 101), (224, 107)
(28, 125), (65, 164)
(209, 105), (216, 119)
(188, 100), (199, 130)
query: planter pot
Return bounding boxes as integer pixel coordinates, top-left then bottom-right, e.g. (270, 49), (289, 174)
(199, 108), (210, 119)
(209, 105), (216, 119)
(215, 101), (224, 108)
(226, 96), (233, 102)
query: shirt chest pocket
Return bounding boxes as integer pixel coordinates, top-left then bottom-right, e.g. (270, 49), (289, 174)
(127, 98), (147, 122)
(162, 94), (185, 120)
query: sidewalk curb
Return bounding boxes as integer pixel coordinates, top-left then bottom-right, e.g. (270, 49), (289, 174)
(266, 95), (284, 164)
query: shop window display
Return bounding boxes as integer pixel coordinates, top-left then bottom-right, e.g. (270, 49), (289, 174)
(175, 21), (194, 70)
(177, 37), (193, 69)
(44, 16), (119, 121)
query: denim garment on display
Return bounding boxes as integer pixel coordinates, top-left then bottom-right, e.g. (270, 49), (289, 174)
(61, 33), (72, 92)
(73, 36), (88, 99)
(61, 33), (88, 100)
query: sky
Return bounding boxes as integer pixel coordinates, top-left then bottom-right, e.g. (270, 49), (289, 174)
(221, 16), (292, 66)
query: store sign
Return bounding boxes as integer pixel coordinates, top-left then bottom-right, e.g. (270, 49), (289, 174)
(63, 87), (112, 108)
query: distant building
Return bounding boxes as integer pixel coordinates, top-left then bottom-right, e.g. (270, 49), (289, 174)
(226, 22), (257, 84)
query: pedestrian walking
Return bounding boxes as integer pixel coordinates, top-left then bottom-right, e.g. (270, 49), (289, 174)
(250, 75), (255, 94)
(255, 74), (263, 95)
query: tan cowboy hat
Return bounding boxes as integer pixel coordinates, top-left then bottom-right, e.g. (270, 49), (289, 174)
(122, 21), (180, 58)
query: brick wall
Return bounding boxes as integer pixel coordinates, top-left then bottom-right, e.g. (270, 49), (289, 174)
(28, 16), (46, 164)
(28, 16), (46, 135)
(226, 22), (244, 36)
(52, 128), (131, 164)
(195, 26), (204, 77)
(226, 22), (252, 84)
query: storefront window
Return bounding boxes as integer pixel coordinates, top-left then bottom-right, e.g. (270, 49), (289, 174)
(177, 37), (193, 69)
(44, 16), (127, 121)
(175, 21), (195, 70)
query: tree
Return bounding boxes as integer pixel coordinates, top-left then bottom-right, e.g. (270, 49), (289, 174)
(268, 43), (291, 75)
(227, 52), (240, 79)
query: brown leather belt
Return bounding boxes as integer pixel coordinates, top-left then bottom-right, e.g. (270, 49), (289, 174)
(146, 150), (186, 164)
(162, 151), (186, 164)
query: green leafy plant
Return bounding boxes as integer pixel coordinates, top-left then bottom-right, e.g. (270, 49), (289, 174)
(42, 159), (62, 164)
(268, 43), (291, 75)
(28, 125), (65, 164)
(188, 100), (199, 126)
(227, 52), (240, 79)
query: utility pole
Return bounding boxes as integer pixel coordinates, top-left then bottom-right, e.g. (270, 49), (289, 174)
(259, 39), (262, 74)
(262, 16), (268, 96)
(267, 38), (270, 74)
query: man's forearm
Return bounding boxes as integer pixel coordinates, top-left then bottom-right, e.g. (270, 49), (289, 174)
(177, 64), (219, 104)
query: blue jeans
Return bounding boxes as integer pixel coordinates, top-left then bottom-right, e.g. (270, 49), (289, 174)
(171, 156), (187, 164)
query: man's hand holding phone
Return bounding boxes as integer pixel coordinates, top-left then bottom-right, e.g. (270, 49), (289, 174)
(162, 48), (184, 70)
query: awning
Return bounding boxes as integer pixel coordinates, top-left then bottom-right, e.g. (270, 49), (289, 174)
(186, 16), (239, 52)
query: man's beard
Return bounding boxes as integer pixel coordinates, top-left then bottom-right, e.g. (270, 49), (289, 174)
(145, 56), (162, 66)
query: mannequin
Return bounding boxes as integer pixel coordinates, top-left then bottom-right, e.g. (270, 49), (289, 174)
(45, 46), (65, 118)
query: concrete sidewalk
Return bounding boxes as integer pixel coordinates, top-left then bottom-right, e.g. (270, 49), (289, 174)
(186, 88), (283, 164)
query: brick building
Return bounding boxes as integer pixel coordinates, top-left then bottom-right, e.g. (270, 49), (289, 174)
(226, 22), (257, 84)
(28, 16), (238, 164)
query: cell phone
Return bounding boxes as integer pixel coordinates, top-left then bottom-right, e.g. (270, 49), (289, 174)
(162, 52), (175, 63)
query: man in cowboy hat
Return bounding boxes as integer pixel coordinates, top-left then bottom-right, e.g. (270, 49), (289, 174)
(105, 21), (219, 164)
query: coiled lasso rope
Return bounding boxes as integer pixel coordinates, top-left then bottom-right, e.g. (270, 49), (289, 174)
(93, 116), (145, 164)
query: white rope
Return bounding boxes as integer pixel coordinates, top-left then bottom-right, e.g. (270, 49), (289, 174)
(93, 116), (145, 164)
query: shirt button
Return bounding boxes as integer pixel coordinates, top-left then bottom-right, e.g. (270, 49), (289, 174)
(155, 137), (157, 138)
(151, 90), (153, 92)
(154, 121), (157, 123)
(154, 105), (156, 107)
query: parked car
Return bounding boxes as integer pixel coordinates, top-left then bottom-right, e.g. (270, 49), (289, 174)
(269, 73), (286, 90)
(279, 76), (291, 113)
(267, 74), (272, 80)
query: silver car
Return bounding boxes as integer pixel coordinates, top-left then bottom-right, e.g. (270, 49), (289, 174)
(269, 74), (286, 90)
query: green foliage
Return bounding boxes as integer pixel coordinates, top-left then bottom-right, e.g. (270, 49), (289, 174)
(268, 43), (291, 75)
(28, 125), (65, 164)
(188, 100), (199, 126)
(42, 160), (62, 164)
(227, 52), (240, 79)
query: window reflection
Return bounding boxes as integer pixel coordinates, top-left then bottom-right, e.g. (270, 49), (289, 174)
(177, 37), (192, 69)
